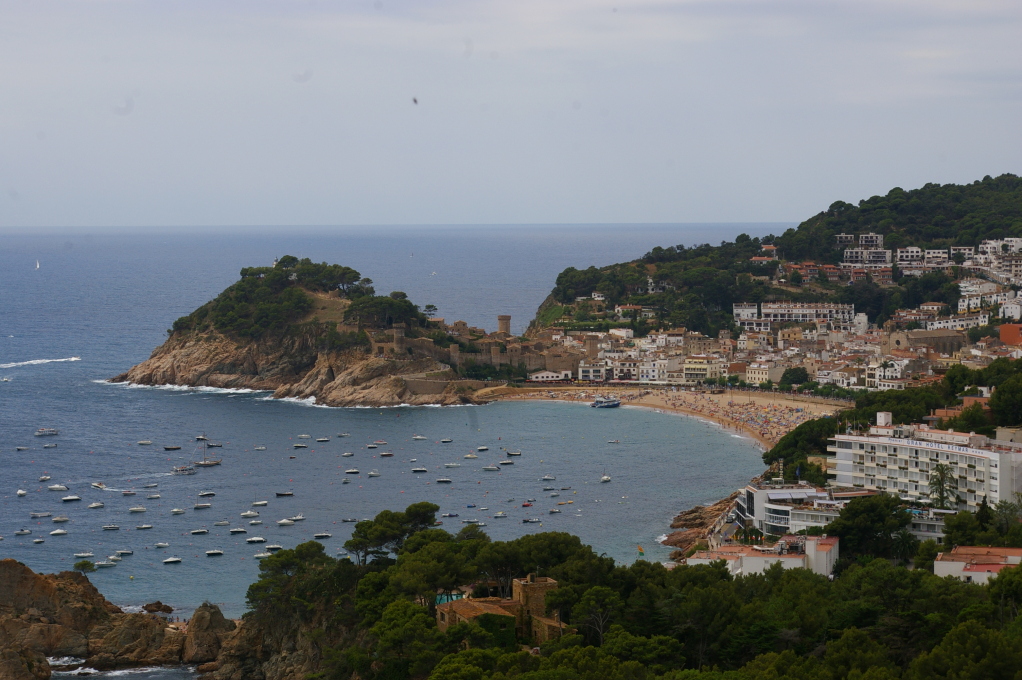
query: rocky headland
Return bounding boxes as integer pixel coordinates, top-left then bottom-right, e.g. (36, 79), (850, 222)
(0, 559), (235, 679)
(111, 329), (483, 407)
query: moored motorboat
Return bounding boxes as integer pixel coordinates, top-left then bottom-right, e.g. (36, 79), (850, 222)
(277, 519), (295, 526)
(129, 506), (146, 513)
(464, 454), (478, 459)
(171, 508), (185, 514)
(254, 446), (266, 451)
(49, 529), (67, 536)
(95, 561), (116, 568)
(379, 451), (394, 457)
(412, 435), (427, 441)
(88, 502), (104, 509)
(229, 527), (247, 534)
(246, 536), (266, 543)
(138, 440), (152, 445)
(35, 428), (59, 437)
(190, 528), (209, 535)
(155, 542), (169, 548)
(440, 438), (452, 443)
(17, 489), (27, 497)
(241, 510), (259, 518)
(198, 491), (215, 497)
(345, 468), (360, 474)
(411, 467), (427, 473)
(91, 482), (106, 490)
(444, 463), (461, 468)
(74, 551), (94, 558)
(102, 524), (119, 531)
(194, 503), (212, 509)
(367, 470), (380, 477)
(252, 500), (268, 506)
(164, 446), (182, 451)
(600, 474), (612, 483)
(62, 495), (81, 502)
(163, 557), (182, 564)
(136, 524), (153, 530)
(14, 529), (31, 535)
(366, 444), (377, 449)
(482, 465), (499, 471)
(477, 446), (488, 451)
(254, 552), (272, 558)
(275, 491), (294, 497)
(48, 484), (68, 491)
(122, 490), (136, 496)
(507, 450), (522, 456)
(314, 532), (332, 539)
(214, 520), (230, 526)
(266, 544), (283, 551)
(205, 549), (224, 556)
(38, 475), (50, 482)
(297, 434), (311, 439)
(316, 437), (330, 442)
(436, 478), (453, 484)
(541, 475), (556, 481)
(293, 443), (308, 449)
(30, 511), (52, 518)
(499, 460), (514, 465)
(52, 516), (70, 523)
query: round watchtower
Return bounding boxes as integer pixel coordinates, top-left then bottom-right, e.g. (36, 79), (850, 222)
(497, 315), (511, 335)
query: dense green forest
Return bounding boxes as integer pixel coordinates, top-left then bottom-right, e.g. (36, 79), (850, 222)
(170, 256), (426, 342)
(242, 501), (1022, 680)
(538, 174), (1022, 335)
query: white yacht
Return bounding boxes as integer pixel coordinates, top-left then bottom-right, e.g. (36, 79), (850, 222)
(49, 529), (67, 536)
(411, 467), (427, 473)
(136, 524), (153, 530)
(116, 549), (133, 556)
(33, 538), (45, 544)
(14, 529), (31, 535)
(289, 513), (305, 521)
(48, 484), (68, 491)
(62, 495), (81, 502)
(297, 434), (311, 439)
(102, 524), (119, 531)
(366, 444), (378, 449)
(254, 446), (267, 451)
(493, 511), (508, 518)
(52, 516), (70, 523)
(499, 460), (514, 465)
(600, 474), (612, 483)
(482, 465), (499, 471)
(17, 489), (27, 497)
(194, 503), (212, 509)
(74, 551), (94, 558)
(252, 500), (268, 506)
(147, 494), (161, 499)
(341, 452), (354, 457)
(541, 474), (556, 481)
(30, 511), (51, 518)
(345, 468), (359, 474)
(444, 463), (461, 468)
(254, 552), (272, 558)
(129, 506), (146, 513)
(436, 478), (453, 484)
(91, 482), (107, 490)
(155, 542), (170, 548)
(214, 520), (230, 526)
(229, 527), (247, 534)
(246, 536), (266, 543)
(266, 544), (283, 551)
(88, 502), (104, 509)
(95, 561), (116, 568)
(198, 491), (215, 497)
(507, 451), (522, 456)
(440, 438), (452, 443)
(367, 470), (380, 477)
(163, 557), (182, 564)
(38, 475), (50, 482)
(412, 435), (427, 441)
(464, 453), (478, 459)
(277, 519), (295, 526)
(379, 451), (394, 457)
(138, 440), (152, 445)
(171, 508), (185, 514)
(477, 446), (488, 451)
(249, 519), (263, 525)
(314, 532), (332, 539)
(205, 549), (224, 557)
(190, 528), (209, 535)
(241, 510), (259, 518)
(316, 437), (330, 442)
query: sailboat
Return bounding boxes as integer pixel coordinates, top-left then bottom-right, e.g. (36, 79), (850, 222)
(193, 440), (222, 467)
(35, 260), (40, 270)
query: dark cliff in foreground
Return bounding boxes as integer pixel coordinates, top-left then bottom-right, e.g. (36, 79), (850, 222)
(0, 559), (235, 679)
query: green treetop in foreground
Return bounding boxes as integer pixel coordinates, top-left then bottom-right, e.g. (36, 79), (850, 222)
(237, 501), (1022, 680)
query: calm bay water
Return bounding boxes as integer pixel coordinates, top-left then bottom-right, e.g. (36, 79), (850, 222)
(0, 225), (778, 677)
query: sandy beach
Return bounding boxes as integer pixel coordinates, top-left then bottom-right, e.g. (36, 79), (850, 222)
(489, 386), (841, 450)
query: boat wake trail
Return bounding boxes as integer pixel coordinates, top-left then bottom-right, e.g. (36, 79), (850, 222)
(0, 356), (81, 369)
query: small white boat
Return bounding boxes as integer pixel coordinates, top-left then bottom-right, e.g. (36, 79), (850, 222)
(411, 467), (427, 473)
(440, 438), (452, 443)
(436, 478), (453, 484)
(254, 446), (266, 451)
(30, 511), (52, 518)
(48, 484), (68, 491)
(33, 538), (45, 544)
(499, 460), (514, 465)
(289, 513), (305, 521)
(38, 475), (50, 481)
(277, 519), (295, 526)
(147, 494), (160, 499)
(43, 443), (58, 448)
(136, 524), (153, 530)
(444, 463), (461, 468)
(342, 452), (354, 457)
(345, 468), (359, 474)
(229, 527), (247, 534)
(507, 451), (522, 456)
(477, 446), (488, 451)
(379, 451), (394, 457)
(16, 489), (27, 497)
(366, 444), (378, 449)
(464, 454), (478, 459)
(600, 474), (612, 483)
(191, 528), (209, 535)
(122, 490), (136, 496)
(171, 508), (185, 515)
(155, 542), (169, 548)
(52, 516), (70, 523)
(367, 470), (380, 477)
(138, 440), (152, 445)
(107, 555), (121, 561)
(522, 518), (541, 524)
(116, 549), (133, 555)
(316, 437), (330, 442)
(341, 478), (350, 484)
(241, 510), (259, 518)
(62, 495), (81, 502)
(267, 544), (283, 551)
(314, 532), (332, 539)
(95, 561), (116, 568)
(249, 520), (262, 525)
(206, 549), (224, 556)
(252, 501), (268, 506)
(163, 557), (182, 564)
(88, 502), (104, 509)
(129, 506), (146, 513)
(482, 465), (499, 471)
(214, 520), (230, 526)
(541, 475), (556, 481)
(297, 434), (311, 439)
(102, 524), (119, 530)
(549, 508), (561, 514)
(194, 503), (212, 509)
(74, 551), (94, 558)
(293, 443), (308, 449)
(254, 552), (272, 558)
(374, 440), (387, 445)
(91, 482), (106, 490)
(246, 536), (266, 543)
(412, 435), (427, 441)
(49, 529), (67, 536)
(493, 511), (508, 518)
(338, 432), (350, 437)
(198, 491), (215, 497)
(142, 483), (158, 489)
(15, 529), (31, 535)
(276, 491), (294, 497)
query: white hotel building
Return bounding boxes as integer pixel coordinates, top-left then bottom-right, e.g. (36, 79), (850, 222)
(828, 412), (1022, 511)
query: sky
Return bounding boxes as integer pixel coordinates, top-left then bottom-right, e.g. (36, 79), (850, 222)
(1, 0), (1020, 230)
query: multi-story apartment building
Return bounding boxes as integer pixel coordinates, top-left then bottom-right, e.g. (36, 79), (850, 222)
(858, 233), (884, 249)
(897, 247), (923, 264)
(829, 412), (1022, 511)
(843, 248), (892, 266)
(734, 302), (856, 330)
(682, 354), (723, 385)
(925, 313), (989, 331)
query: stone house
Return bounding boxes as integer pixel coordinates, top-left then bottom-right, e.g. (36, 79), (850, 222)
(435, 574), (572, 644)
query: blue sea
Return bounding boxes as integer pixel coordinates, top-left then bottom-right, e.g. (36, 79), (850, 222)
(0, 224), (781, 677)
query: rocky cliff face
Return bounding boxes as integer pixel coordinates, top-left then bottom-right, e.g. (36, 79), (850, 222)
(0, 560), (235, 680)
(111, 330), (480, 407)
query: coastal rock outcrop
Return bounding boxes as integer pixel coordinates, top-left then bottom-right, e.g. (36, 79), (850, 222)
(0, 559), (235, 678)
(662, 493), (739, 560)
(112, 330), (482, 407)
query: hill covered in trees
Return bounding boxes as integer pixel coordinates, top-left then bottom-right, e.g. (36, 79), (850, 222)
(535, 174), (1022, 335)
(197, 501), (1022, 680)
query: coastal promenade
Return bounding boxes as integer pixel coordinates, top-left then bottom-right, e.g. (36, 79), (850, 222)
(489, 385), (840, 449)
